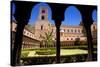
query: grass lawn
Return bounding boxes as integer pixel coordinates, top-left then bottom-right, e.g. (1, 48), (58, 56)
(21, 49), (88, 58)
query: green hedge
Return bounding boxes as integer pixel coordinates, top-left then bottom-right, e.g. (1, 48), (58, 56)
(36, 49), (56, 55)
(22, 48), (56, 51)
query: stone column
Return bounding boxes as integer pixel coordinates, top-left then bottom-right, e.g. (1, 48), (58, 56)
(55, 20), (61, 63)
(77, 5), (97, 61)
(11, 1), (34, 66)
(48, 3), (67, 63)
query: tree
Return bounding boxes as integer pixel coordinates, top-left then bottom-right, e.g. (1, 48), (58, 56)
(41, 31), (54, 48)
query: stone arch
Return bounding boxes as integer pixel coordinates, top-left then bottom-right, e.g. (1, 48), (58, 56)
(76, 5), (97, 61)
(63, 6), (82, 26)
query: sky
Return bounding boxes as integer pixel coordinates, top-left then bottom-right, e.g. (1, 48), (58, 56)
(28, 2), (54, 25)
(12, 2), (97, 26)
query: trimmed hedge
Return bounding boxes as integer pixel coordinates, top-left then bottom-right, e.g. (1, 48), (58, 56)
(36, 49), (56, 55)
(22, 45), (97, 51)
(22, 48), (56, 51)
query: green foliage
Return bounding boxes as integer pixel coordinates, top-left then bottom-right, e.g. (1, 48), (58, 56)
(35, 49), (56, 55)
(41, 31), (54, 47)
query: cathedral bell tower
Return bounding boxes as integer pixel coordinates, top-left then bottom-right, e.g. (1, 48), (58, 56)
(38, 7), (48, 20)
(34, 7), (51, 40)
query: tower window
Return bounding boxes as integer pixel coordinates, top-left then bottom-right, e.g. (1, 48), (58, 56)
(41, 25), (43, 30)
(42, 10), (45, 14)
(41, 15), (45, 20)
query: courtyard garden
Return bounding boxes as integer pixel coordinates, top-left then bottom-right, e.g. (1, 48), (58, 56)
(20, 45), (97, 65)
(21, 48), (88, 58)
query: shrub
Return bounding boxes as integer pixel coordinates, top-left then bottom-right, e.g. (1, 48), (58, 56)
(36, 49), (56, 55)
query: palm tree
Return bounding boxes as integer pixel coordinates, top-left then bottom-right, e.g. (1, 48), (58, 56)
(41, 31), (54, 48)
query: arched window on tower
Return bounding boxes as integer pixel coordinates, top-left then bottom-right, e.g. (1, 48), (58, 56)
(41, 25), (43, 30)
(41, 15), (45, 20)
(42, 10), (45, 14)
